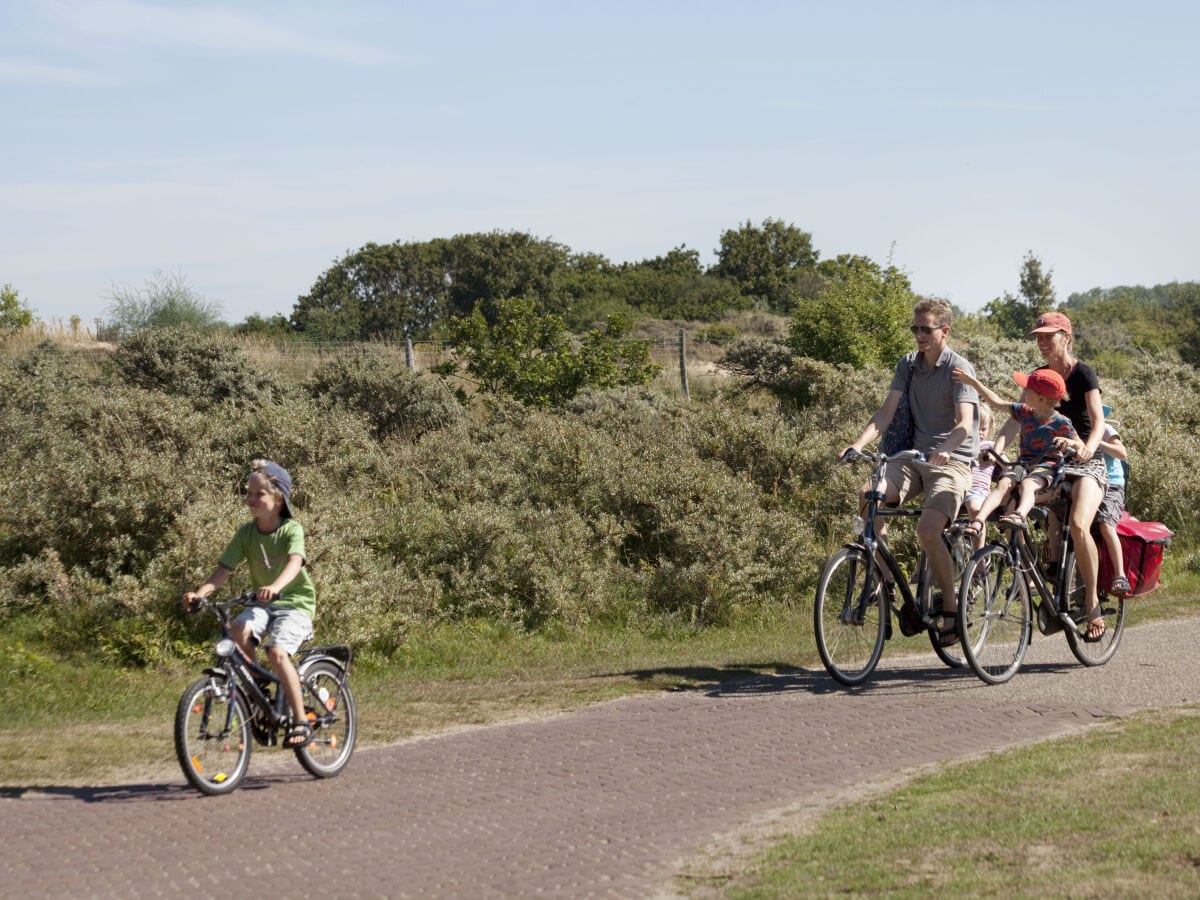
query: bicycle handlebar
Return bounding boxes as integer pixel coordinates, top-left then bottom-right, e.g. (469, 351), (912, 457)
(841, 447), (925, 465)
(185, 589), (259, 615)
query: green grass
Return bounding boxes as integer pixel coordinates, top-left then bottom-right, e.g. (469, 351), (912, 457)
(718, 706), (1200, 898)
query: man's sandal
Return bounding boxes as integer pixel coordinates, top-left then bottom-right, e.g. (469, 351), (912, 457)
(998, 512), (1027, 530)
(284, 721), (313, 748)
(936, 612), (959, 647)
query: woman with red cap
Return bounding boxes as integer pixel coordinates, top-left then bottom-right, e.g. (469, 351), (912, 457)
(1013, 311), (1109, 641)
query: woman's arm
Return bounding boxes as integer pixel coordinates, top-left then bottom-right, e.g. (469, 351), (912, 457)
(1077, 389), (1106, 462)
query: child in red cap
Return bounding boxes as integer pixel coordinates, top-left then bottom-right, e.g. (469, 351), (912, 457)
(953, 367), (1084, 534)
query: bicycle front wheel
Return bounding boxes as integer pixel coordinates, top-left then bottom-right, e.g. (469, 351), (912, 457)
(814, 546), (887, 686)
(174, 676), (253, 795)
(295, 660), (357, 778)
(927, 525), (978, 669)
(1062, 556), (1128, 666)
(957, 545), (1031, 685)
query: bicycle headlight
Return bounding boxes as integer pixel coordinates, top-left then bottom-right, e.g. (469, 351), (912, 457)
(851, 515), (865, 536)
(215, 637), (237, 658)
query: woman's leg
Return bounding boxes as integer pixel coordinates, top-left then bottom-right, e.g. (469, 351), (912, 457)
(1069, 476), (1105, 624)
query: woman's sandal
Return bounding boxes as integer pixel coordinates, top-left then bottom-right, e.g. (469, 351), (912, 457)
(936, 612), (959, 647)
(284, 721), (313, 748)
(1083, 609), (1107, 643)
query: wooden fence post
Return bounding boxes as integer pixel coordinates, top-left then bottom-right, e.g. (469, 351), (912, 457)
(404, 338), (414, 370)
(678, 329), (690, 400)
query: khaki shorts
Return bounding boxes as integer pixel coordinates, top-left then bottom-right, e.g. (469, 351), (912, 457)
(234, 604), (314, 655)
(884, 458), (972, 521)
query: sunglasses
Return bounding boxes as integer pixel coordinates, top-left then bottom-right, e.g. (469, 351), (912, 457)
(909, 324), (944, 335)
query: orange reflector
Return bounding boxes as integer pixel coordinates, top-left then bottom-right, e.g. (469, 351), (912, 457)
(325, 697), (337, 711)
(192, 704), (203, 713)
(191, 756), (204, 774)
(329, 735), (337, 749)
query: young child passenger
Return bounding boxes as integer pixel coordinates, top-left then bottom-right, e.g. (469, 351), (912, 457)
(1096, 406), (1132, 595)
(952, 368), (1084, 535)
(963, 404), (996, 550)
(182, 460), (317, 748)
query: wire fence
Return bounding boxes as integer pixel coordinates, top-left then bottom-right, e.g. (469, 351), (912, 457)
(1, 329), (733, 398)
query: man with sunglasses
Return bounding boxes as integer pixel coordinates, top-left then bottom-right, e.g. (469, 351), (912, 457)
(841, 297), (980, 646)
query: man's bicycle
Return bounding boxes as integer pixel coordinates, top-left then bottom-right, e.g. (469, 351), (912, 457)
(814, 448), (977, 686)
(955, 449), (1128, 685)
(175, 591), (357, 795)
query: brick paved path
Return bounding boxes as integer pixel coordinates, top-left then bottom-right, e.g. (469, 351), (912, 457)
(3, 619), (1197, 898)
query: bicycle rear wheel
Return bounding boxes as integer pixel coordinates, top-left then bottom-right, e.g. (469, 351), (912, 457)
(957, 545), (1031, 685)
(174, 676), (252, 795)
(295, 660), (357, 778)
(1061, 556), (1128, 666)
(814, 546), (887, 686)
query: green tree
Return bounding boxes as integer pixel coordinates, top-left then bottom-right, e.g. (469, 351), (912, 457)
(0, 283), (35, 331)
(983, 251), (1055, 339)
(445, 296), (660, 407)
(710, 218), (819, 312)
(232, 313), (294, 338)
(788, 265), (914, 368)
(101, 271), (224, 338)
(292, 232), (573, 340)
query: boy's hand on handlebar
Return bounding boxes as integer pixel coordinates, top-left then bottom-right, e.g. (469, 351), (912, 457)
(181, 591), (205, 612)
(254, 586), (279, 603)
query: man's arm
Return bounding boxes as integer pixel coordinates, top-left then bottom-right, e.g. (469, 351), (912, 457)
(929, 399), (974, 466)
(840, 388), (902, 459)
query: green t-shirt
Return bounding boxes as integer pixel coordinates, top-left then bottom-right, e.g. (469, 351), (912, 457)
(219, 519), (316, 619)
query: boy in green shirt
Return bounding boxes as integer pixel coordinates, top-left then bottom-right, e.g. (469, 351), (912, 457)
(183, 460), (317, 748)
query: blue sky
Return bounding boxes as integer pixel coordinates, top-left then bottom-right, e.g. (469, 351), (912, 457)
(3, 0), (1197, 326)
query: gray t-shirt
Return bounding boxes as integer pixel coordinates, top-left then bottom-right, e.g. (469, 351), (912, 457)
(889, 347), (979, 463)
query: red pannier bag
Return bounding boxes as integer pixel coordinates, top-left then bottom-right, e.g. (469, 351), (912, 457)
(1097, 511), (1174, 596)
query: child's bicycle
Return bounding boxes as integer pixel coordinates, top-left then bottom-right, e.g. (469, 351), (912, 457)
(175, 591), (357, 795)
(955, 448), (1128, 685)
(814, 448), (978, 686)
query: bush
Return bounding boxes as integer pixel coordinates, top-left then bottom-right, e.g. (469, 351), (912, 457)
(305, 349), (466, 440)
(114, 328), (287, 409)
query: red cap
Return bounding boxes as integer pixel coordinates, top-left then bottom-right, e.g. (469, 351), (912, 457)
(1013, 368), (1066, 401)
(1027, 311), (1072, 336)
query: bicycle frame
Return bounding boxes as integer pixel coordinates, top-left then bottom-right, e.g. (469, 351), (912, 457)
(197, 594), (352, 747)
(849, 452), (967, 629)
(981, 449), (1078, 627)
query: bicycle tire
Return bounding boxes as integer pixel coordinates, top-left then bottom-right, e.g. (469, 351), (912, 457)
(175, 676), (253, 795)
(956, 545), (1031, 685)
(814, 546), (887, 686)
(294, 660), (357, 778)
(1061, 555), (1128, 666)
(927, 528), (976, 668)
